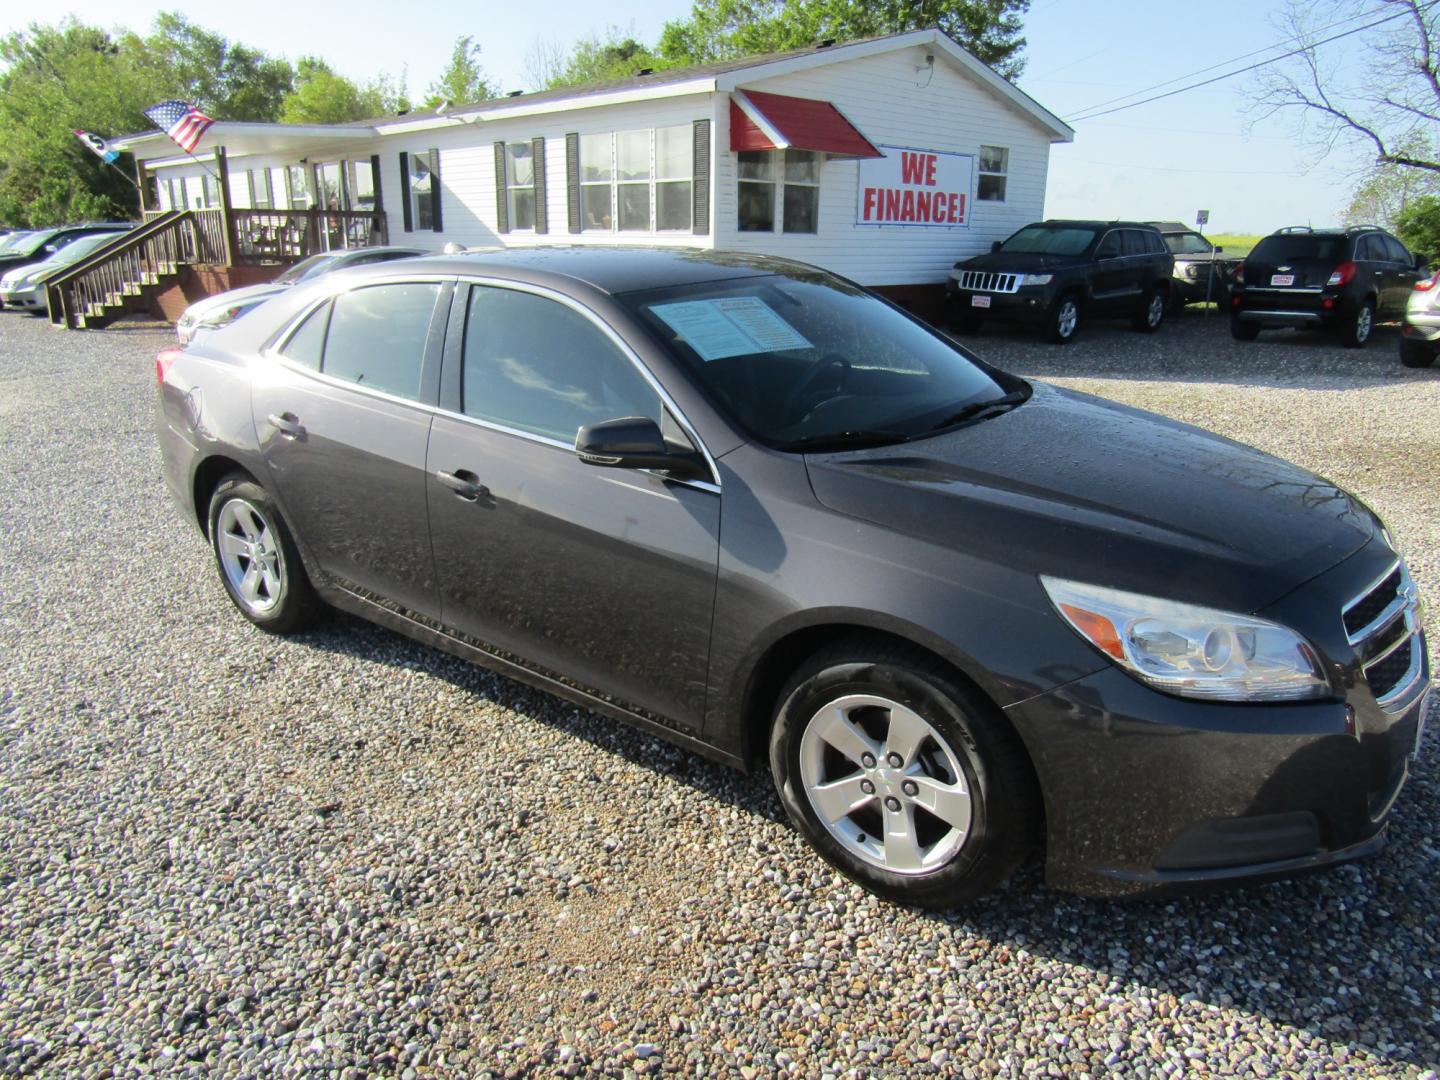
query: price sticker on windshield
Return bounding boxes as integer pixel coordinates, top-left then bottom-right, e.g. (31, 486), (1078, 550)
(651, 297), (812, 361)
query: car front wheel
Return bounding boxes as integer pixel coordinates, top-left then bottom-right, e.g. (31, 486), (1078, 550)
(1045, 294), (1081, 344)
(208, 474), (319, 633)
(769, 641), (1038, 908)
(1339, 299), (1375, 349)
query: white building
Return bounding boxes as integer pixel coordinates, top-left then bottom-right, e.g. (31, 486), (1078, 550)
(98, 29), (1071, 325)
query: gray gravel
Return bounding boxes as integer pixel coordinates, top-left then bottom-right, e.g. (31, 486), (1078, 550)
(1, 309), (1438, 1078)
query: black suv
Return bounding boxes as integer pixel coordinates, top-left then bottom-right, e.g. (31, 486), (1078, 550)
(1148, 222), (1239, 310)
(946, 220), (1174, 343)
(1230, 225), (1425, 348)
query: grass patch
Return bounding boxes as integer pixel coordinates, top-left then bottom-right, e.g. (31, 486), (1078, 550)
(1205, 234), (1262, 256)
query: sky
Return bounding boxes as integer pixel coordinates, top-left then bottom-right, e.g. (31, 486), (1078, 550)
(2, 0), (1394, 233)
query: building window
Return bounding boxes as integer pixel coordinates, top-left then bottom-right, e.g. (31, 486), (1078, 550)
(252, 169), (273, 209)
(350, 160), (376, 212)
(580, 126), (693, 233)
(287, 165), (311, 209)
(737, 149), (820, 234)
(203, 173), (221, 207)
(317, 162), (345, 210)
(978, 146), (1008, 202)
(408, 151), (433, 229)
(505, 143), (536, 230)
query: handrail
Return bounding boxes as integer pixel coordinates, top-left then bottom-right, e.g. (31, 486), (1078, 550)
(44, 211), (217, 328)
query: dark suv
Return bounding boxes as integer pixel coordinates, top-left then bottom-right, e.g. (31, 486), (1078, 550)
(1149, 222), (1239, 310)
(1230, 225), (1425, 347)
(946, 220), (1173, 343)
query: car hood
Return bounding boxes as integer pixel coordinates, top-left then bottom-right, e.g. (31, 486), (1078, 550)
(804, 383), (1380, 613)
(953, 251), (1089, 273)
(182, 281), (290, 321)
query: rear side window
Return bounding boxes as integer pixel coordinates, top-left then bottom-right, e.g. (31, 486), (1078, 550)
(1382, 235), (1411, 264)
(278, 303), (329, 370)
(1251, 235), (1344, 263)
(1356, 234), (1384, 261)
(1121, 230), (1147, 257)
(322, 283), (441, 399)
(461, 286), (661, 443)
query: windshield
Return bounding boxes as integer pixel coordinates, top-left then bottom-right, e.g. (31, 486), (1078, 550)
(0, 231), (35, 254)
(1164, 233), (1213, 255)
(38, 232), (117, 266)
(276, 252), (341, 284)
(999, 226), (1097, 256)
(1251, 235), (1344, 263)
(4, 229), (61, 258)
(620, 272), (1015, 450)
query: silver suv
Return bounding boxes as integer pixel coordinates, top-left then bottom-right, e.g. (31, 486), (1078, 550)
(1400, 269), (1439, 368)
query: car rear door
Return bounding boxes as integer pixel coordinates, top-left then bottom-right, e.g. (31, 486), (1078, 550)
(250, 278), (449, 619)
(424, 281), (721, 733)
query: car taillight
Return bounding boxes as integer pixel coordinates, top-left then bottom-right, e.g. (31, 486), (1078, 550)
(1327, 261), (1356, 287)
(1416, 271), (1440, 292)
(156, 347), (183, 386)
(1233, 262), (1245, 285)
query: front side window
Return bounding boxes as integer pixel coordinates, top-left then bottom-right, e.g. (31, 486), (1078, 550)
(738, 150), (821, 234)
(278, 302), (329, 370)
(462, 286), (660, 442)
(505, 143), (536, 230)
(978, 145), (1008, 202)
(1096, 232), (1123, 258)
(320, 283), (441, 400)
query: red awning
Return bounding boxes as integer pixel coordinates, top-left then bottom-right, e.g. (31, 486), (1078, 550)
(729, 90), (882, 159)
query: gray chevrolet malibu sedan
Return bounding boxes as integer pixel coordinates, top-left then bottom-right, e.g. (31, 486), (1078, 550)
(156, 249), (1430, 907)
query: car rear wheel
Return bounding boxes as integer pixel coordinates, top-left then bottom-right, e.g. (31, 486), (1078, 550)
(1339, 299), (1375, 349)
(208, 475), (319, 634)
(769, 641), (1038, 908)
(1132, 288), (1166, 332)
(1230, 315), (1260, 341)
(1045, 294), (1081, 344)
(1400, 338), (1438, 368)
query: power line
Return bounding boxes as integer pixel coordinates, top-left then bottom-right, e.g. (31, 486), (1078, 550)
(1064, 2), (1432, 124)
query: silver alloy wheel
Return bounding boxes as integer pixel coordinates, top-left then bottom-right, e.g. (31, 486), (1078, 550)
(1146, 293), (1165, 327)
(216, 497), (283, 615)
(1056, 300), (1078, 338)
(1355, 304), (1373, 343)
(798, 693), (972, 875)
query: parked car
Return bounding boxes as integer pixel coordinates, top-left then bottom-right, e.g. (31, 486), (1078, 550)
(945, 220), (1174, 343)
(157, 249), (1428, 907)
(0, 229), (132, 313)
(176, 246), (430, 345)
(0, 222), (132, 277)
(1230, 225), (1425, 347)
(1148, 221), (1239, 310)
(1399, 269), (1440, 367)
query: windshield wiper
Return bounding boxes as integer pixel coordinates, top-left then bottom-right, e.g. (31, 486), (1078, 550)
(928, 389), (1028, 432)
(780, 429), (913, 452)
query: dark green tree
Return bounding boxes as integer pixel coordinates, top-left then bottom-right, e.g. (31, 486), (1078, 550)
(280, 58), (407, 124)
(1395, 195), (1440, 263)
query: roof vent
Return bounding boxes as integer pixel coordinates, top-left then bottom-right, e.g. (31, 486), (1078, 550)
(816, 38), (836, 48)
(636, 67), (654, 76)
(508, 90), (525, 97)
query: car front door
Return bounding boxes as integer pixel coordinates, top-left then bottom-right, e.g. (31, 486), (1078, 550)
(425, 282), (721, 733)
(251, 279), (449, 618)
(1089, 229), (1130, 312)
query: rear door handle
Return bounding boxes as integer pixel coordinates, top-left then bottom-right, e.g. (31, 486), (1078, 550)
(266, 412), (306, 438)
(436, 469), (490, 501)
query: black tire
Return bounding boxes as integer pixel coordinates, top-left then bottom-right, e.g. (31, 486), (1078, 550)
(207, 474), (319, 634)
(1132, 287), (1166, 333)
(1400, 338), (1438, 368)
(1338, 299), (1376, 349)
(1230, 315), (1260, 341)
(1044, 293), (1081, 344)
(769, 639), (1040, 909)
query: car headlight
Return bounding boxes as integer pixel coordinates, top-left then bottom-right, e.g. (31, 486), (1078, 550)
(1019, 273), (1053, 286)
(1041, 576), (1330, 701)
(1184, 264), (1201, 280)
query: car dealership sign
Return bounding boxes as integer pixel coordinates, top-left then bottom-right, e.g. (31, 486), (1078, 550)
(857, 145), (974, 228)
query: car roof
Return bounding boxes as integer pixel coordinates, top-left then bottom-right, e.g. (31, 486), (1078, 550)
(353, 247), (833, 295)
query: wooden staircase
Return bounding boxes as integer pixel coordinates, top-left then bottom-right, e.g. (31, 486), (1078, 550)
(45, 210), (226, 330)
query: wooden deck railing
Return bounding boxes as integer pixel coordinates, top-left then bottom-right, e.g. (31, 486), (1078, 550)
(143, 207), (389, 263)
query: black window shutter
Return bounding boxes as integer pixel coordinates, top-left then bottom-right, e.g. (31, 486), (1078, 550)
(398, 151), (413, 233)
(692, 119), (711, 236)
(429, 148), (443, 232)
(369, 153), (385, 218)
(532, 137), (547, 234)
(494, 142), (510, 234)
(565, 133), (581, 234)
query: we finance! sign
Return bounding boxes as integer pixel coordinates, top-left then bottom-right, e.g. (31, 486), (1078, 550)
(856, 145), (974, 228)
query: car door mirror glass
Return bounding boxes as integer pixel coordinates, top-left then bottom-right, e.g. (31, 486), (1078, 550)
(575, 416), (706, 480)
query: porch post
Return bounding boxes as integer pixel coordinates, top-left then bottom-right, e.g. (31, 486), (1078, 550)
(214, 147), (237, 266)
(135, 158), (150, 214)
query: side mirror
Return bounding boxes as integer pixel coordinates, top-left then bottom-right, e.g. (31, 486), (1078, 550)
(575, 416), (708, 480)
(1213, 245), (1224, 254)
(990, 241), (1003, 254)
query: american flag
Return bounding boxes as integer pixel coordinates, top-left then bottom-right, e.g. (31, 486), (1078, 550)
(143, 100), (215, 154)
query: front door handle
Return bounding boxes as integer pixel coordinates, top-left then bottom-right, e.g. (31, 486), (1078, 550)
(266, 412), (306, 439)
(436, 469), (490, 502)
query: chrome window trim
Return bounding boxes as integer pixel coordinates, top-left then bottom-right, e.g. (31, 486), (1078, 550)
(450, 274), (722, 490)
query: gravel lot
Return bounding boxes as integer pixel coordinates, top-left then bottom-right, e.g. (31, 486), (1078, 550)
(1, 308), (1437, 1078)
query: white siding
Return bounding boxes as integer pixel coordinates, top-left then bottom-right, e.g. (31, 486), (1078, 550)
(715, 45), (1055, 286)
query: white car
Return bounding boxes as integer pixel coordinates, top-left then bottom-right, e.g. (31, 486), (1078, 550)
(1400, 268), (1440, 368)
(176, 246), (428, 345)
(0, 230), (131, 313)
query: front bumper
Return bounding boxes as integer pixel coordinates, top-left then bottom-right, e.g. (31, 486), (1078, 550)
(0, 284), (43, 310)
(1005, 544), (1429, 898)
(944, 280), (1054, 322)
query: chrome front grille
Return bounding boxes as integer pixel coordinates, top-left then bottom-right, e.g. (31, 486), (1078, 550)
(1344, 559), (1425, 712)
(954, 270), (1020, 294)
